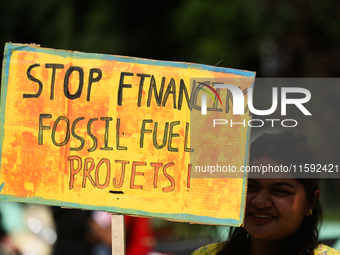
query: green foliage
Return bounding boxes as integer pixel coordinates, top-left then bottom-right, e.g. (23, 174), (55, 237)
(1, 0), (339, 76)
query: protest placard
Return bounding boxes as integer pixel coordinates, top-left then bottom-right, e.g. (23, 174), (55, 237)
(0, 43), (255, 226)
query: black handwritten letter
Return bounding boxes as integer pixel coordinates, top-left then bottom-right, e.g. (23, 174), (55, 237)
(38, 114), (52, 145)
(64, 66), (84, 100)
(117, 72), (133, 106)
(137, 73), (150, 107)
(45, 64), (64, 100)
(87, 68), (102, 101)
(24, 64), (43, 98)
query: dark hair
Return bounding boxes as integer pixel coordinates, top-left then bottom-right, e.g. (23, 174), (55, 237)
(217, 131), (322, 255)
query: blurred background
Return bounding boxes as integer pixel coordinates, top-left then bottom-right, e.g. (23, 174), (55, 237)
(0, 0), (340, 254)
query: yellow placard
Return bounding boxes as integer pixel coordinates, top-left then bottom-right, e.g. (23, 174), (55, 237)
(0, 43), (255, 225)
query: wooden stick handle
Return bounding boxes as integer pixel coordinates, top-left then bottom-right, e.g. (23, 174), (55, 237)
(111, 214), (125, 255)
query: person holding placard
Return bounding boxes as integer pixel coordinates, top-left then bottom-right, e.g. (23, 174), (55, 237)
(192, 131), (340, 255)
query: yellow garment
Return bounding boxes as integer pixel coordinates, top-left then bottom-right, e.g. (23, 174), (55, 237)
(191, 243), (340, 255)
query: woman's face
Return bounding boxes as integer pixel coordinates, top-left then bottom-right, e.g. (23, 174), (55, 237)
(244, 157), (312, 241)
